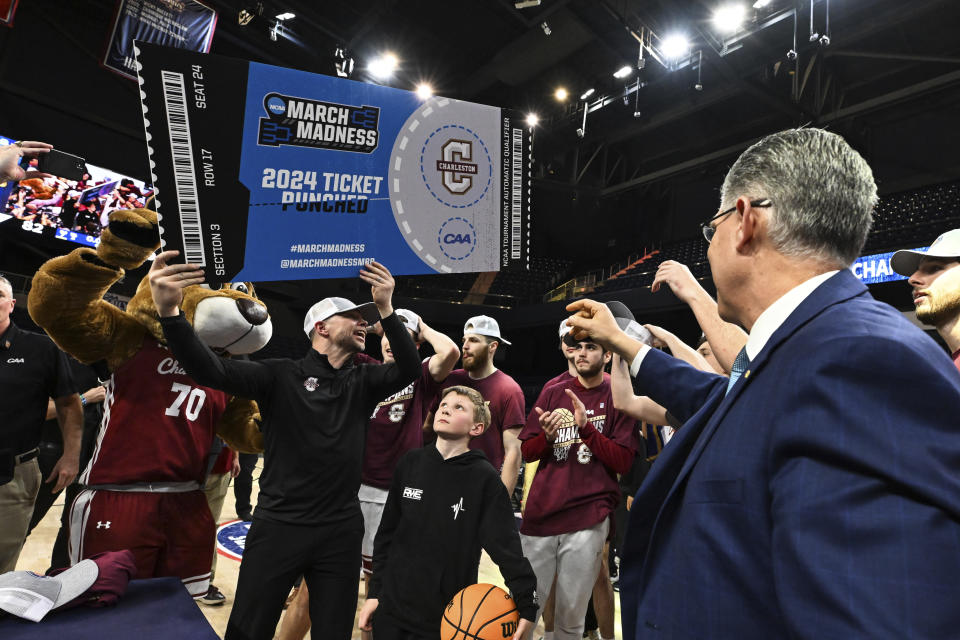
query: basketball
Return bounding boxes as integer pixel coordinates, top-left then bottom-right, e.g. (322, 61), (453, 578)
(440, 583), (520, 640)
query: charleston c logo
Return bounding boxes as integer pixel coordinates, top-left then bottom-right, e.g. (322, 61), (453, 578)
(437, 139), (478, 195)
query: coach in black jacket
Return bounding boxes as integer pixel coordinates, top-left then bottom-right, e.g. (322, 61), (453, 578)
(150, 255), (420, 640)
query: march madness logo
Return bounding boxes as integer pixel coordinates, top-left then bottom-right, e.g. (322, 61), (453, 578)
(437, 139), (478, 195)
(258, 92), (380, 153)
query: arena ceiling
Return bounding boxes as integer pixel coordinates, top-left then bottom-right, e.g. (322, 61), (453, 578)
(1, 0), (958, 325)
(207, 0), (960, 195)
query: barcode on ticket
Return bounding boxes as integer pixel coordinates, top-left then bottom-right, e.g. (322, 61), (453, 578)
(161, 70), (206, 266)
(510, 127), (523, 260)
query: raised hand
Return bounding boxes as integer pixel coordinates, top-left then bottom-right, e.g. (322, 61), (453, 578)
(643, 324), (672, 349)
(148, 250), (205, 317)
(565, 388), (587, 428)
(0, 140), (53, 182)
(359, 260), (395, 317)
(564, 299), (620, 350)
(651, 260), (705, 304)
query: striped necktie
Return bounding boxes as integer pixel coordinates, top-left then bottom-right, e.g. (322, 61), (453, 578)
(725, 347), (750, 396)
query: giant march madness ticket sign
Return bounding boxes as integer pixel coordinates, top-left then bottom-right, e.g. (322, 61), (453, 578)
(135, 43), (531, 282)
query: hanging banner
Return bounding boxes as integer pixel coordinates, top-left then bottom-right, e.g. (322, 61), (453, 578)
(135, 43), (531, 282)
(103, 0), (216, 80)
(849, 248), (928, 284)
(0, 0), (19, 27)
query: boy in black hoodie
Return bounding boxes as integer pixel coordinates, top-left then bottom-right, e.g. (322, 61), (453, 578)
(360, 385), (537, 640)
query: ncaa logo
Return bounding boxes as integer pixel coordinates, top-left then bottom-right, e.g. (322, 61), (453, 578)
(216, 520), (250, 561)
(437, 139), (478, 195)
(266, 95), (287, 116)
(437, 217), (476, 261)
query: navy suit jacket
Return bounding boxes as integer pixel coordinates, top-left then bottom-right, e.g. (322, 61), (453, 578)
(620, 269), (960, 639)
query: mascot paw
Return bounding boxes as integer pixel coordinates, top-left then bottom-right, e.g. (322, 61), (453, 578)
(96, 208), (161, 270)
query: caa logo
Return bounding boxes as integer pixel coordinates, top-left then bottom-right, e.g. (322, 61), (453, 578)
(7, 357), (24, 363)
(266, 95), (287, 116)
(437, 217), (476, 261)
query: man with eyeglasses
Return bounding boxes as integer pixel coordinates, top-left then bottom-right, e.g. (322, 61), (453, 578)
(565, 128), (960, 639)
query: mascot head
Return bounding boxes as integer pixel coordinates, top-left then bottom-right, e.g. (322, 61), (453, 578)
(128, 275), (273, 355)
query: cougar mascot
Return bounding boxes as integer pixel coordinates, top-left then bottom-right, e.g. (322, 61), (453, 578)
(29, 207), (271, 597)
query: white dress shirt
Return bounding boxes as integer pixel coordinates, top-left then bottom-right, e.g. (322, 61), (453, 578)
(629, 270), (839, 376)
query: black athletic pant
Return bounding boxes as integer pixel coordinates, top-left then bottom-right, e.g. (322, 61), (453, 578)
(372, 611), (434, 640)
(233, 453), (258, 517)
(225, 514), (363, 640)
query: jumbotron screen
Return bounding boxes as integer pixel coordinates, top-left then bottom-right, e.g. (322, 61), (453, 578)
(0, 135), (154, 248)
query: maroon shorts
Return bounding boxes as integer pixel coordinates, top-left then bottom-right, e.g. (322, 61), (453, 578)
(68, 488), (214, 597)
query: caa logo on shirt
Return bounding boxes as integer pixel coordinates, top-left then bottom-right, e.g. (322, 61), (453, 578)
(7, 357), (24, 363)
(402, 487), (423, 500)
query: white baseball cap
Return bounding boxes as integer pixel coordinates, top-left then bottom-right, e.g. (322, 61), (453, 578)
(891, 229), (960, 277)
(0, 559), (99, 622)
(464, 315), (511, 346)
(558, 318), (572, 339)
(303, 297), (381, 337)
(606, 300), (655, 347)
(395, 308), (422, 337)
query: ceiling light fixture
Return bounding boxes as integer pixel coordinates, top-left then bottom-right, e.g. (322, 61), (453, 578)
(713, 5), (747, 33)
(660, 34), (691, 60)
(369, 53), (398, 80)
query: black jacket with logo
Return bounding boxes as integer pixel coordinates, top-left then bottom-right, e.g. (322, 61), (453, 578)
(160, 311), (419, 525)
(369, 446), (538, 635)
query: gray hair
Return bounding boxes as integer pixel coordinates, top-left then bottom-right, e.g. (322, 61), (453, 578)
(0, 275), (12, 298)
(720, 128), (877, 267)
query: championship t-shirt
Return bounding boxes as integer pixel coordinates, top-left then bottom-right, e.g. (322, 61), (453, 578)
(362, 358), (440, 489)
(519, 376), (638, 536)
(437, 369), (525, 471)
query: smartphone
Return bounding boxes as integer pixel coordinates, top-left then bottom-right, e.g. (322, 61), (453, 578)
(35, 149), (87, 181)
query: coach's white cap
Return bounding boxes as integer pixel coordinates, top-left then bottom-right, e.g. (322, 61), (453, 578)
(606, 300), (655, 347)
(891, 229), (960, 277)
(0, 559), (98, 622)
(464, 315), (511, 346)
(395, 308), (422, 337)
(303, 297), (381, 337)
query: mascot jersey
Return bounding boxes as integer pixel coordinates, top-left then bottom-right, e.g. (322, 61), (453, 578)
(80, 338), (230, 485)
